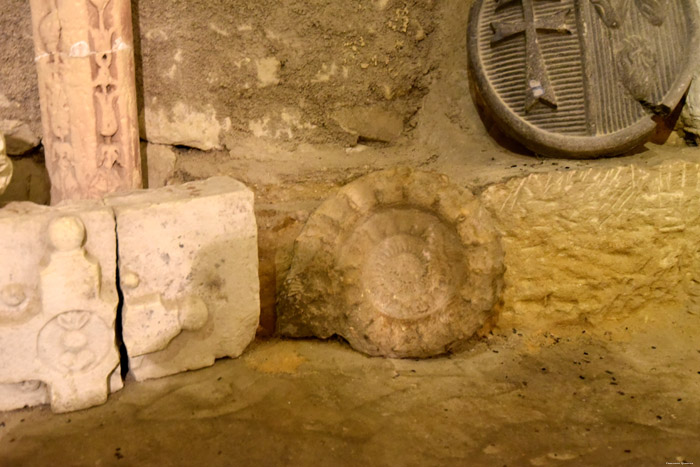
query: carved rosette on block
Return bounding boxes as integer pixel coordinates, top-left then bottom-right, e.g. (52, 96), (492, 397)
(106, 177), (260, 381)
(277, 168), (505, 358)
(29, 0), (141, 203)
(0, 202), (119, 413)
(0, 134), (12, 195)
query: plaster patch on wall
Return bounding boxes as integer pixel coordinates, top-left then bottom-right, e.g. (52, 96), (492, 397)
(209, 23), (230, 36)
(142, 101), (229, 151)
(256, 57), (281, 88)
(373, 0), (390, 10)
(312, 63), (339, 83)
(0, 95), (14, 108)
(144, 29), (168, 41)
(248, 110), (316, 139)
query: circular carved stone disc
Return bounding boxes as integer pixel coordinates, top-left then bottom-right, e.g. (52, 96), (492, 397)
(468, 0), (700, 158)
(277, 168), (505, 358)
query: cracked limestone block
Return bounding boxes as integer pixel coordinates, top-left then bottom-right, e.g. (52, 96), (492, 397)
(481, 160), (700, 328)
(107, 176), (259, 381)
(277, 168), (505, 358)
(0, 134), (12, 195)
(0, 202), (120, 413)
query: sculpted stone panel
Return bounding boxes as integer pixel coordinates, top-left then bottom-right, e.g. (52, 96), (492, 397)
(482, 160), (700, 327)
(277, 168), (505, 358)
(29, 0), (141, 203)
(107, 177), (260, 381)
(0, 202), (119, 413)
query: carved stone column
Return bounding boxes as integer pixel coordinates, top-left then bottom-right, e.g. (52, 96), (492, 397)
(29, 0), (141, 204)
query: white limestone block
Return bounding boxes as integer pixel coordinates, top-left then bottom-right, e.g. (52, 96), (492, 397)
(0, 201), (120, 412)
(107, 176), (259, 381)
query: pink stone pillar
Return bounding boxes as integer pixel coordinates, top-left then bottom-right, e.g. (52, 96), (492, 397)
(29, 0), (142, 204)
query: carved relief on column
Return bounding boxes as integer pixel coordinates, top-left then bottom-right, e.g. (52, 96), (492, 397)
(29, 0), (142, 204)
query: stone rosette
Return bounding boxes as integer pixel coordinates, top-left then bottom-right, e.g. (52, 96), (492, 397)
(277, 168), (505, 358)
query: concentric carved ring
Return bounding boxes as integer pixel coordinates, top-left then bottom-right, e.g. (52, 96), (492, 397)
(277, 168), (505, 358)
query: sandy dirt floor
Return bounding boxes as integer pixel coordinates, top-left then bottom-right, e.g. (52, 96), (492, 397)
(0, 298), (698, 466)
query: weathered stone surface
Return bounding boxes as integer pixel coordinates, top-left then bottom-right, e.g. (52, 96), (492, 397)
(482, 160), (700, 327)
(0, 202), (120, 413)
(0, 1), (42, 157)
(29, 0), (142, 203)
(107, 177), (259, 381)
(142, 142), (177, 188)
(332, 106), (405, 143)
(278, 168), (505, 358)
(468, 0), (700, 158)
(682, 71), (700, 135)
(0, 156), (51, 207)
(0, 134), (12, 195)
(141, 102), (230, 151)
(0, 120), (41, 156)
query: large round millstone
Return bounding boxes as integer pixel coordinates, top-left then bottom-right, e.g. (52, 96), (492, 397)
(467, 0), (700, 158)
(277, 168), (505, 358)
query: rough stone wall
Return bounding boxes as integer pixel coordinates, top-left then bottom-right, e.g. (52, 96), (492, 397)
(135, 0), (436, 149)
(0, 0), (42, 155)
(2, 0), (436, 152)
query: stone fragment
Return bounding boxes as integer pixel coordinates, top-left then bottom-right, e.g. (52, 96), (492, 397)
(142, 142), (177, 188)
(29, 0), (142, 203)
(277, 168), (505, 358)
(682, 72), (700, 135)
(0, 134), (12, 195)
(0, 202), (120, 412)
(0, 120), (41, 156)
(332, 106), (404, 143)
(255, 57), (281, 88)
(0, 157), (50, 207)
(481, 160), (700, 327)
(467, 0), (700, 157)
(107, 177), (259, 381)
(141, 102), (229, 151)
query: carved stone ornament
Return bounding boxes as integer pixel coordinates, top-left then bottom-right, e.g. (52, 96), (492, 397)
(467, 0), (700, 158)
(277, 168), (505, 358)
(0, 206), (120, 413)
(106, 177), (260, 382)
(29, 0), (142, 203)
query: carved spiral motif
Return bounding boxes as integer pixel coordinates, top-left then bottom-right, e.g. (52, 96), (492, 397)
(278, 168), (505, 358)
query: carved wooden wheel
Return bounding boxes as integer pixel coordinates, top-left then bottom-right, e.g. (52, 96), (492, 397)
(278, 168), (505, 358)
